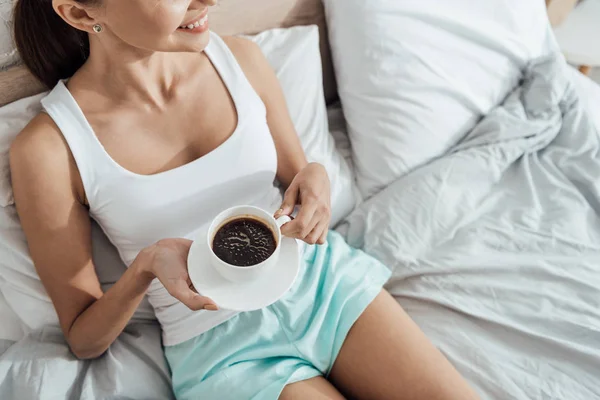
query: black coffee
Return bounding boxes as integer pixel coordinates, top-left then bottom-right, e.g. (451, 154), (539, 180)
(212, 217), (277, 267)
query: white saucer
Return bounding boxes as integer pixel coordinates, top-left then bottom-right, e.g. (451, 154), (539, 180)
(187, 229), (300, 312)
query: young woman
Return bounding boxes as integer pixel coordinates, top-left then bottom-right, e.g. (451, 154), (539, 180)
(10, 0), (479, 399)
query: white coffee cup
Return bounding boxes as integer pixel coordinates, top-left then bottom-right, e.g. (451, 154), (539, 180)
(206, 205), (292, 283)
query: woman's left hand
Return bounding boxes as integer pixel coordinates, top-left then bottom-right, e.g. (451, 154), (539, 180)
(275, 163), (331, 245)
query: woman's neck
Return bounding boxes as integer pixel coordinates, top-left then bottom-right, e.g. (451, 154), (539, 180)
(75, 37), (193, 110)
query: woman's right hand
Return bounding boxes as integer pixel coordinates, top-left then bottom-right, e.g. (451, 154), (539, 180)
(137, 238), (218, 311)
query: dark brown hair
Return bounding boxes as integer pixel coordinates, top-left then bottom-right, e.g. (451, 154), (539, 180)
(13, 0), (97, 88)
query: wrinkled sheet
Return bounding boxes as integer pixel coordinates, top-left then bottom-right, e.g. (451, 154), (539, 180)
(339, 59), (600, 399)
(0, 324), (174, 400)
(0, 210), (174, 399)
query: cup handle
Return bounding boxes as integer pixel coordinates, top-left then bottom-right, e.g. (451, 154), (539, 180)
(275, 215), (292, 228)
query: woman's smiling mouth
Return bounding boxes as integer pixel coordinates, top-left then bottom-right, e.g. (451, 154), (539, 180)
(178, 11), (209, 34)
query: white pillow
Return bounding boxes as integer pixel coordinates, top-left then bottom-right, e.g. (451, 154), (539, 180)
(249, 25), (359, 225)
(323, 0), (552, 198)
(0, 93), (47, 207)
(0, 26), (358, 329)
(0, 0), (18, 69)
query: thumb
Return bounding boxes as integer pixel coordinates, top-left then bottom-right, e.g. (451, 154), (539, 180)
(275, 184), (298, 218)
(171, 238), (193, 253)
(184, 291), (218, 312)
(172, 238), (193, 247)
(168, 279), (218, 311)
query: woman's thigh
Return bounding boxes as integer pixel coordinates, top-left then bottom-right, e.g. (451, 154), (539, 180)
(280, 377), (345, 400)
(329, 291), (479, 400)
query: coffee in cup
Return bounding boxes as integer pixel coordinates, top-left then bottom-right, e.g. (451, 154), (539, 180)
(206, 206), (291, 283)
(212, 217), (277, 267)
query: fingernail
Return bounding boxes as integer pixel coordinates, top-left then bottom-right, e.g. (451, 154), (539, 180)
(274, 208), (283, 216)
(204, 304), (219, 311)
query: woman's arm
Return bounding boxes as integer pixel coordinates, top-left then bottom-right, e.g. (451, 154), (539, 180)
(10, 115), (213, 359)
(224, 37), (332, 244)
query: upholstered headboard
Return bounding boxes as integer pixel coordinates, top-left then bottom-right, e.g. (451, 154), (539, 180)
(0, 0), (335, 107)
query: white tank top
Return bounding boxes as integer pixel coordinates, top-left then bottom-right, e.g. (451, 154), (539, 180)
(41, 32), (283, 346)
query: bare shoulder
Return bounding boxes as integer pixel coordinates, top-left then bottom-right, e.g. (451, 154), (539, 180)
(10, 113), (68, 171)
(221, 36), (265, 64)
(221, 36), (276, 97)
(10, 113), (82, 202)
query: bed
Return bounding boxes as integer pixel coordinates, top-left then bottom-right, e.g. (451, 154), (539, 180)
(1, 0), (600, 399)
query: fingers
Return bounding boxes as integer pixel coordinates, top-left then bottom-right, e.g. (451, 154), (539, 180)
(167, 278), (218, 311)
(275, 184), (299, 219)
(281, 200), (318, 238)
(174, 239), (193, 254)
(155, 238), (193, 256)
(318, 223), (329, 245)
(172, 238), (193, 248)
(282, 207), (329, 245)
(306, 219), (329, 245)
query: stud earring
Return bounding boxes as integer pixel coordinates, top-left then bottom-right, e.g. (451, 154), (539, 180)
(92, 24), (103, 33)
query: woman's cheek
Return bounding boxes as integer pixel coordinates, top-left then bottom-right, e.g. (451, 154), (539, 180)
(107, 2), (183, 40)
(155, 2), (191, 32)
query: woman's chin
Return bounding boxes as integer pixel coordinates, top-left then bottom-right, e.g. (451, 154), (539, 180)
(173, 31), (211, 53)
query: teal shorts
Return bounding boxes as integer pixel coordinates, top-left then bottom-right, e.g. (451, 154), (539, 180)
(165, 231), (391, 400)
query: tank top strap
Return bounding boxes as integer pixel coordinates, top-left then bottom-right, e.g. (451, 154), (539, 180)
(204, 32), (266, 119)
(40, 81), (106, 203)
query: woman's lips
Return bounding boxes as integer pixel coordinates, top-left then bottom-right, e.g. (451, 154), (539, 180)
(178, 11), (209, 34)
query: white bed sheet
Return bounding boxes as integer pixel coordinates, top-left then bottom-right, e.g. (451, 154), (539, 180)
(339, 63), (600, 400)
(0, 286), (23, 342)
(570, 68), (600, 123)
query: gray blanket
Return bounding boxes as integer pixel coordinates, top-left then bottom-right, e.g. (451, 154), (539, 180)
(340, 57), (600, 399)
(0, 324), (173, 400)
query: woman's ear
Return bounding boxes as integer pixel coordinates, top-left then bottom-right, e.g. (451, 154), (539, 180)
(52, 0), (99, 33)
